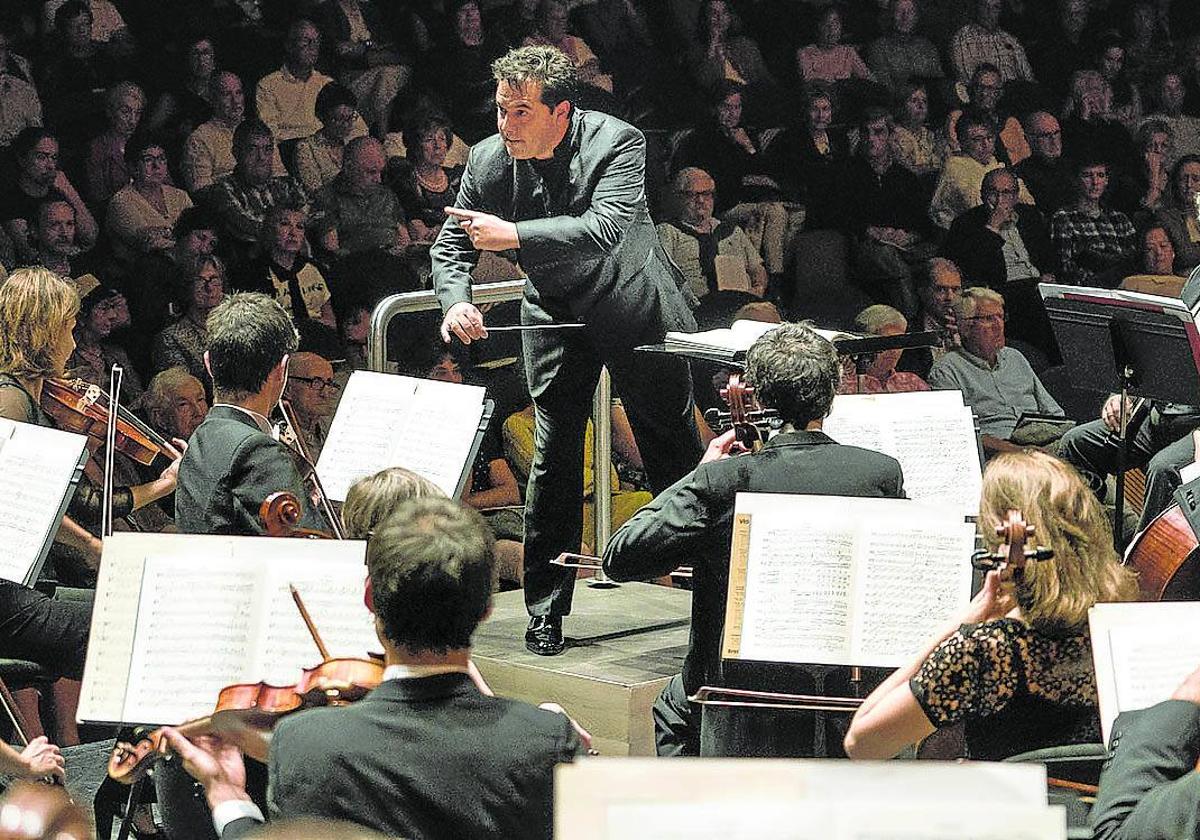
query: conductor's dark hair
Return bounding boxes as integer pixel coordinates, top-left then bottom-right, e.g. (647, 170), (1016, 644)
(745, 322), (839, 427)
(367, 498), (495, 653)
(491, 44), (578, 107)
(205, 292), (298, 395)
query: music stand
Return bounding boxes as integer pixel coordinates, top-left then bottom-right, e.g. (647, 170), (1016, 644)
(1039, 284), (1200, 547)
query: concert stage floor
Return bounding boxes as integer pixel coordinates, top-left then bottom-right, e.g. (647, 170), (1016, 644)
(472, 581), (691, 756)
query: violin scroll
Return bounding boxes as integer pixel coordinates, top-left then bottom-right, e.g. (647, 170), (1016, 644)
(703, 372), (780, 449)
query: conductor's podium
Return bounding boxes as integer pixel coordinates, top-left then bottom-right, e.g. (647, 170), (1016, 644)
(472, 581), (690, 756)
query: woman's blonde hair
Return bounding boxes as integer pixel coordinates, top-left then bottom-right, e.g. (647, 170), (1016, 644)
(979, 451), (1138, 632)
(0, 267), (80, 381)
(341, 467), (445, 539)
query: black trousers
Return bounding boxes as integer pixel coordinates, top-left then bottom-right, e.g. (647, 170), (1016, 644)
(0, 582), (90, 680)
(521, 322), (701, 618)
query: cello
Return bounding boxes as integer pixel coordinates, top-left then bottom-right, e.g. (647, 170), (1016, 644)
(1123, 434), (1200, 601)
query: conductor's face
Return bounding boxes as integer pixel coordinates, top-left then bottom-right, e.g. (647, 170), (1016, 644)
(496, 80), (571, 160)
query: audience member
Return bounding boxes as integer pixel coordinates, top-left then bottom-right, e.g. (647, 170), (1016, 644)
(144, 34), (215, 152)
(944, 63), (1028, 165)
(201, 118), (308, 265)
(388, 110), (464, 244)
(152, 253), (227, 382)
(41, 0), (131, 51)
(0, 127), (98, 264)
(1028, 0), (1093, 96)
(141, 366), (209, 441)
(1122, 1), (1174, 87)
(257, 19), (355, 145)
(0, 18), (43, 148)
(685, 0), (780, 124)
(1143, 71), (1200, 160)
(1061, 390), (1200, 537)
(940, 168), (1058, 362)
(313, 136), (408, 256)
(928, 288), (1065, 457)
(891, 80), (944, 180)
(902, 257), (963, 379)
(845, 450), (1137, 760)
(182, 71), (248, 193)
(844, 107), (934, 318)
(29, 199), (101, 299)
(842, 305), (930, 394)
(84, 81), (145, 206)
(1061, 70), (1136, 177)
(281, 350), (338, 463)
(1095, 32), (1143, 132)
(1152, 154), (1200, 274)
(233, 203), (335, 328)
(1050, 157), (1137, 286)
(317, 0), (411, 133)
(1120, 224), (1186, 297)
(796, 5), (873, 84)
(866, 0), (943, 94)
(1111, 119), (1172, 216)
(929, 110), (1032, 229)
(37, 1), (118, 143)
(657, 167), (767, 312)
(419, 1), (506, 145)
(765, 83), (849, 229)
(294, 82), (360, 194)
(1012, 111), (1074, 215)
(523, 0), (612, 94)
(105, 132), (193, 266)
(67, 285), (142, 401)
(949, 0), (1035, 84)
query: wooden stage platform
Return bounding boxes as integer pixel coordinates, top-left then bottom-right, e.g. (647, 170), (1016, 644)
(472, 581), (691, 756)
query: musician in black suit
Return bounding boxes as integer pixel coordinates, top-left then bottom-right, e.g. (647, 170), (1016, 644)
(603, 323), (906, 756)
(164, 497), (581, 840)
(430, 45), (702, 656)
(1091, 665), (1200, 839)
(174, 292), (322, 535)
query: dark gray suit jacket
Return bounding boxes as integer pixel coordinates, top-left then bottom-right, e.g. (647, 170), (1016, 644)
(222, 674), (579, 840)
(603, 430), (905, 693)
(175, 405), (320, 535)
(430, 107), (694, 393)
(1091, 699), (1200, 839)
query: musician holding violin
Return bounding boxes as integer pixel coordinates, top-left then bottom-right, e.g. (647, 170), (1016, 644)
(0, 267), (186, 569)
(163, 497), (582, 839)
(844, 451), (1139, 761)
(174, 291), (324, 536)
(603, 322), (906, 757)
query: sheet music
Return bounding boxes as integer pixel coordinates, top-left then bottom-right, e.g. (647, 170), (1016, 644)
(1089, 601), (1200, 744)
(727, 495), (972, 668)
(0, 418), (88, 583)
(122, 556), (258, 724)
(79, 533), (370, 725)
(824, 393), (981, 518)
(852, 527), (975, 666)
(317, 371), (486, 499)
(836, 807), (1065, 840)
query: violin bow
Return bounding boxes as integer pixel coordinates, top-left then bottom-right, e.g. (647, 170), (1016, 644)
(290, 584), (332, 660)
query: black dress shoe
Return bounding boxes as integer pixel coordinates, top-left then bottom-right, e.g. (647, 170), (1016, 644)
(525, 615), (565, 656)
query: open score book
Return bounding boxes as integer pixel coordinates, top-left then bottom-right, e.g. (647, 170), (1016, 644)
(721, 494), (975, 669)
(78, 532), (377, 727)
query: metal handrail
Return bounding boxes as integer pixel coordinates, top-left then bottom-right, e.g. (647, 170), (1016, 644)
(366, 281), (614, 563)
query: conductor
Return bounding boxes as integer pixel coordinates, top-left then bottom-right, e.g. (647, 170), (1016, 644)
(431, 45), (702, 656)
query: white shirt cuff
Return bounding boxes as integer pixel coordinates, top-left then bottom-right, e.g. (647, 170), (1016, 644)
(211, 798), (265, 835)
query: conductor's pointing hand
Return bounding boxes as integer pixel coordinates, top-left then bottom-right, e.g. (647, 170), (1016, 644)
(442, 301), (488, 345)
(446, 207), (520, 252)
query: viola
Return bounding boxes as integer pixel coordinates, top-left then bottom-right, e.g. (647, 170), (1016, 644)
(971, 509), (1054, 580)
(107, 655), (385, 784)
(260, 491), (336, 539)
(703, 371), (780, 450)
(39, 378), (180, 467)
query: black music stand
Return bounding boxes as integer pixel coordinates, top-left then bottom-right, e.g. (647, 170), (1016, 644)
(1039, 285), (1200, 547)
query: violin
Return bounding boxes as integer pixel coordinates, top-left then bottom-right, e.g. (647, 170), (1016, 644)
(971, 509), (1054, 579)
(703, 372), (780, 450)
(107, 655), (385, 783)
(39, 378), (180, 467)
